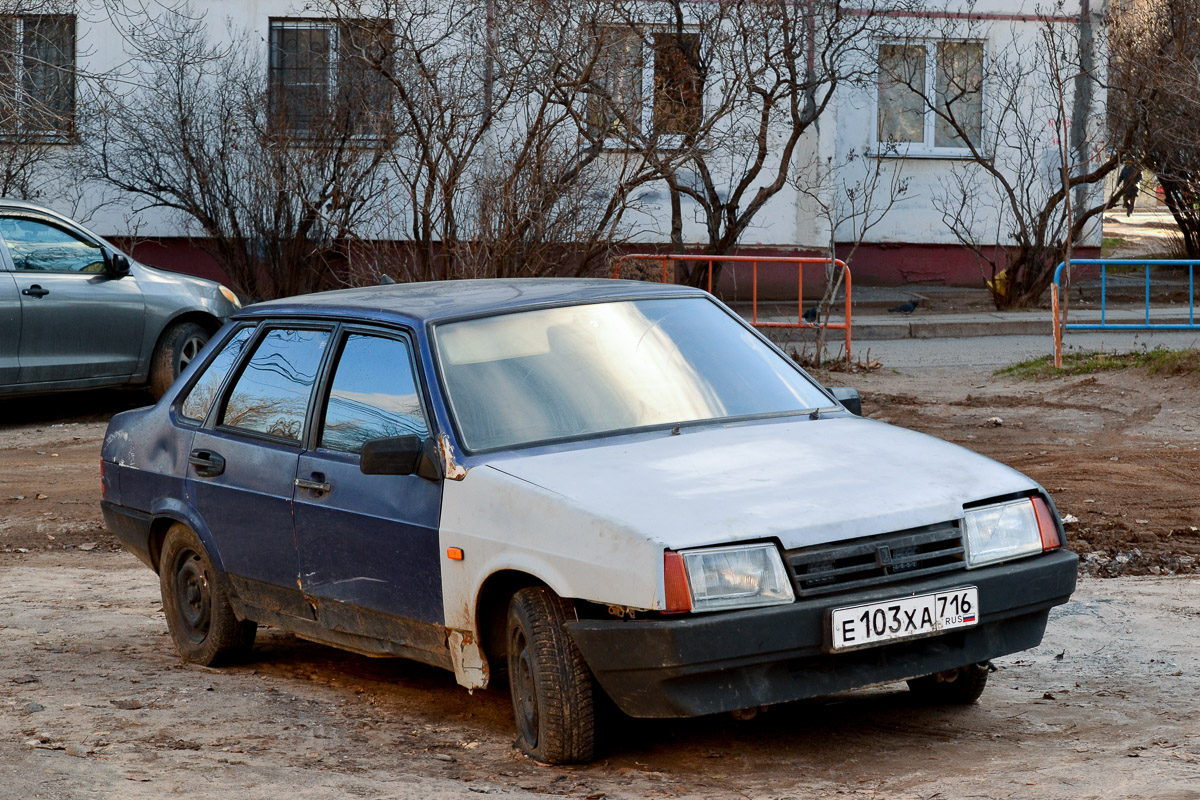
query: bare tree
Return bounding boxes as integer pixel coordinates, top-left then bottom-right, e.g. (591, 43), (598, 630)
(80, 3), (396, 300)
(1110, 0), (1200, 256)
(792, 144), (910, 363)
(881, 4), (1122, 308)
(585, 0), (903, 289)
(324, 0), (649, 283)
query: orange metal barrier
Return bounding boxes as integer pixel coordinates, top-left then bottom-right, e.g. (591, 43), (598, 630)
(612, 254), (852, 360)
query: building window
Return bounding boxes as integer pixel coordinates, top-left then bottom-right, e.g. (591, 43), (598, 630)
(652, 33), (702, 137)
(0, 15), (75, 138)
(268, 19), (391, 137)
(587, 28), (643, 139)
(588, 28), (703, 144)
(877, 41), (983, 155)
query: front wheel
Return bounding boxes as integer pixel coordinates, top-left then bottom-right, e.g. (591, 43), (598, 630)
(149, 321), (209, 399)
(907, 662), (990, 705)
(506, 587), (596, 764)
(159, 523), (256, 666)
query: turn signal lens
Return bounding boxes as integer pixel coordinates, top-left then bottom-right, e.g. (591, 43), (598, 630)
(219, 285), (242, 309)
(663, 551), (692, 613)
(446, 547), (464, 561)
(1031, 496), (1061, 551)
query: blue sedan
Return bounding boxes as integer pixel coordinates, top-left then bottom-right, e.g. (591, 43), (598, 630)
(101, 279), (1077, 764)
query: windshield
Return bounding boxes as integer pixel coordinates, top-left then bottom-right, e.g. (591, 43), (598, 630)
(434, 297), (832, 452)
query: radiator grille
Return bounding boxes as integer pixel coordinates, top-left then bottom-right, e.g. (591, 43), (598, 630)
(786, 522), (965, 598)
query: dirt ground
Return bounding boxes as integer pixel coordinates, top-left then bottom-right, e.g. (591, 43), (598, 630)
(2, 366), (1199, 800)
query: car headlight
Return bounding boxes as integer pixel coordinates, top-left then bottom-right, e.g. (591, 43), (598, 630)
(218, 285), (242, 309)
(665, 543), (795, 612)
(963, 496), (1060, 568)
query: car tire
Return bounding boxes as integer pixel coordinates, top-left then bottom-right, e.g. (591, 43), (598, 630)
(907, 662), (990, 705)
(506, 586), (596, 764)
(149, 321), (210, 399)
(159, 523), (256, 666)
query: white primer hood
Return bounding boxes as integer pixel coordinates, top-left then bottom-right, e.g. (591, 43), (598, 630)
(487, 416), (1040, 551)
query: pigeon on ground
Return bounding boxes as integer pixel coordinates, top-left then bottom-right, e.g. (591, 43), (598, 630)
(887, 299), (919, 314)
(802, 305), (819, 323)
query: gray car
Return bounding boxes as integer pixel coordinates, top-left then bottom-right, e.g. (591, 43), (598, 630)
(0, 200), (241, 399)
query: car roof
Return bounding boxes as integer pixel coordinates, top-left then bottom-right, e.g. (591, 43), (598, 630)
(237, 278), (707, 325)
(0, 198), (58, 214)
(0, 198), (80, 225)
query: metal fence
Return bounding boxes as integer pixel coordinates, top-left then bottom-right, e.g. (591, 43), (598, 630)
(612, 253), (853, 359)
(1051, 258), (1200, 367)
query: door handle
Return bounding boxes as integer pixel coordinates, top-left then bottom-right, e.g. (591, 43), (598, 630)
(21, 285), (49, 298)
(187, 449), (226, 477)
(295, 475), (332, 494)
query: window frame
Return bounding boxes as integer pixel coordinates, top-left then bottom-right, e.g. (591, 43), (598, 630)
(212, 322), (338, 447)
(590, 26), (704, 151)
(267, 17), (392, 140)
(0, 14), (76, 140)
(311, 325), (432, 458)
(872, 39), (986, 159)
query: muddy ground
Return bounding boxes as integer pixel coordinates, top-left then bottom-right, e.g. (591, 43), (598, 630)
(1, 366), (1199, 799)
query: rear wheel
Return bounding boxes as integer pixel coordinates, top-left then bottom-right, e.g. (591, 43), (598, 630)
(159, 523), (256, 666)
(907, 662), (990, 705)
(506, 587), (596, 764)
(149, 321), (209, 399)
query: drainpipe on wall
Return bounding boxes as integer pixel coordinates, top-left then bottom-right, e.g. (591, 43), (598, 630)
(1070, 0), (1095, 225)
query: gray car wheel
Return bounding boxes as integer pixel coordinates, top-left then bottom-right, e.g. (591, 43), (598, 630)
(150, 321), (209, 399)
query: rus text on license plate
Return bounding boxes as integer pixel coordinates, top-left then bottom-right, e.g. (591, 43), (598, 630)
(829, 587), (979, 652)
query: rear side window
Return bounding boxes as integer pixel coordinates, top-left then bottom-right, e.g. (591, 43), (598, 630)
(221, 328), (330, 442)
(320, 333), (429, 454)
(180, 326), (255, 422)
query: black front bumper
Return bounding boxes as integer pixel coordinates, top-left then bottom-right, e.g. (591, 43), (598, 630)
(565, 549), (1077, 718)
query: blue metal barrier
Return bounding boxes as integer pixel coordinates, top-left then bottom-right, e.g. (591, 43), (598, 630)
(1052, 259), (1197, 330)
(1051, 259), (1200, 366)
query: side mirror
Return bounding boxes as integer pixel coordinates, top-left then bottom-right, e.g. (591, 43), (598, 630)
(105, 250), (131, 277)
(827, 387), (862, 416)
(360, 435), (442, 480)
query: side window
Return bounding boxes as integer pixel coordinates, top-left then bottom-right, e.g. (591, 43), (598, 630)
(221, 328), (330, 442)
(320, 333), (429, 454)
(180, 326), (256, 422)
(0, 216), (105, 273)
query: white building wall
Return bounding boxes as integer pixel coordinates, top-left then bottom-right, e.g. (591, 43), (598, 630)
(36, 1), (1104, 253)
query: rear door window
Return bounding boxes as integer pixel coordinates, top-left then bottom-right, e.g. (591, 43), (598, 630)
(220, 327), (331, 442)
(319, 333), (429, 454)
(179, 326), (256, 423)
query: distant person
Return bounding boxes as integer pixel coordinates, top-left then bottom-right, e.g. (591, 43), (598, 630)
(1117, 164), (1142, 216)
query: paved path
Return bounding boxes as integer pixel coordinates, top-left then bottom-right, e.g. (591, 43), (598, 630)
(854, 330), (1200, 369)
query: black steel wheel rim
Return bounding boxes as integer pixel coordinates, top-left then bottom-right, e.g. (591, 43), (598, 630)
(174, 550), (211, 642)
(510, 624), (538, 748)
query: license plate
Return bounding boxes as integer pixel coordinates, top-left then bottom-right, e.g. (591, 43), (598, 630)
(829, 586), (979, 652)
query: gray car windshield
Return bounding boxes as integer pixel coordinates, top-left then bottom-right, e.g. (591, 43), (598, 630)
(434, 297), (831, 452)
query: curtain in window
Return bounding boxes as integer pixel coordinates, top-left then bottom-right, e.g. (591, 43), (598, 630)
(877, 44), (925, 145)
